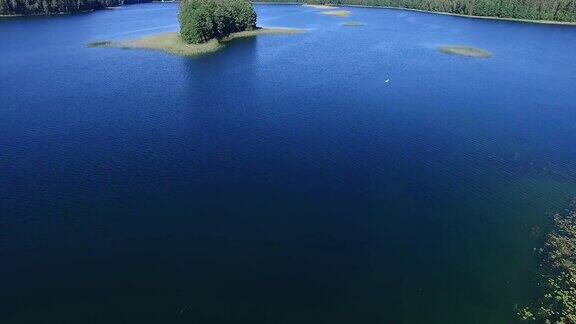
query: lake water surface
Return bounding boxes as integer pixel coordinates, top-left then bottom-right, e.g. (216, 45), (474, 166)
(1, 4), (576, 323)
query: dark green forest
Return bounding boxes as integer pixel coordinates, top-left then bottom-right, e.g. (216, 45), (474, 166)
(269, 0), (576, 22)
(3, 0), (574, 21)
(0, 0), (150, 16)
(179, 0), (256, 43)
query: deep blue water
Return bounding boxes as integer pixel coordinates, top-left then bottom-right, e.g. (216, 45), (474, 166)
(1, 3), (576, 323)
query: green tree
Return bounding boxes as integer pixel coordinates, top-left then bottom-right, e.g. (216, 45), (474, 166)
(178, 0), (257, 44)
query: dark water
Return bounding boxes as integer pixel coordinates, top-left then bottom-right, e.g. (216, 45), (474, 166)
(1, 3), (576, 323)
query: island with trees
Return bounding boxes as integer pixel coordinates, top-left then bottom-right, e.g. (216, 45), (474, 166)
(179, 0), (257, 43)
(88, 0), (304, 56)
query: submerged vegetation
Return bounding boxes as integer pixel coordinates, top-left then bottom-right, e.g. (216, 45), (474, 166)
(178, 0), (257, 44)
(267, 0), (576, 23)
(0, 0), (150, 16)
(87, 28), (304, 56)
(519, 202), (576, 323)
(438, 46), (492, 58)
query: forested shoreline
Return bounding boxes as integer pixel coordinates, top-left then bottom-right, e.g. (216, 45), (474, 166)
(0, 0), (151, 16)
(266, 0), (576, 22)
(3, 0), (575, 22)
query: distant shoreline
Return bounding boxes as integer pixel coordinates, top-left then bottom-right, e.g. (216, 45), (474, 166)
(0, 2), (161, 18)
(339, 4), (576, 26)
(252, 2), (576, 26)
(3, 1), (575, 26)
(0, 9), (95, 18)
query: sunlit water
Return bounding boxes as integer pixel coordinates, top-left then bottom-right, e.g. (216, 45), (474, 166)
(1, 4), (576, 323)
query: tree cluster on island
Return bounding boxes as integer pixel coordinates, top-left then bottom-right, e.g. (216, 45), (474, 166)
(178, 0), (257, 44)
(0, 0), (151, 15)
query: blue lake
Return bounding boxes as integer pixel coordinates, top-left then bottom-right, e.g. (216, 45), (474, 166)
(1, 3), (576, 323)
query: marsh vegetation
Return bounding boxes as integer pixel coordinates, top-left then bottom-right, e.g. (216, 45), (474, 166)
(87, 28), (304, 56)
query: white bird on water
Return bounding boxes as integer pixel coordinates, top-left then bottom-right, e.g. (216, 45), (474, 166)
(384, 79), (390, 83)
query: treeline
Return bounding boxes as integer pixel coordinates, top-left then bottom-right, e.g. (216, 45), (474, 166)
(266, 0), (576, 22)
(0, 0), (151, 16)
(179, 0), (256, 43)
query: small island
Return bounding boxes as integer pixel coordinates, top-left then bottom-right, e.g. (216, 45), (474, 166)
(88, 0), (304, 57)
(438, 46), (492, 58)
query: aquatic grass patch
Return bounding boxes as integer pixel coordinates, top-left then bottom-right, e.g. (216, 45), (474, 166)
(88, 33), (223, 56)
(518, 202), (576, 323)
(342, 21), (364, 26)
(319, 10), (351, 18)
(87, 28), (304, 57)
(438, 46), (492, 58)
(223, 27), (304, 40)
(86, 41), (113, 48)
